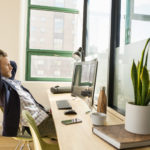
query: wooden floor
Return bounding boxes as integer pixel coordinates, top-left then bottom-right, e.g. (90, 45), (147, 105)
(0, 136), (34, 150)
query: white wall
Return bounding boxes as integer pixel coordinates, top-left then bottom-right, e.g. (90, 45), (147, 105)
(0, 0), (21, 126)
(22, 82), (71, 108)
(0, 0), (21, 78)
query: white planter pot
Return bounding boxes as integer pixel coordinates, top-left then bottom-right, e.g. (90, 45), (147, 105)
(125, 102), (150, 135)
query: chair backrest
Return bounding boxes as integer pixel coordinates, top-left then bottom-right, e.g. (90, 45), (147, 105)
(23, 110), (43, 150)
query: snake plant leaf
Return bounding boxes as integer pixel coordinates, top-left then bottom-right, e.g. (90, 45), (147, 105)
(138, 44), (146, 79)
(144, 52), (148, 67)
(141, 38), (150, 66)
(131, 38), (150, 106)
(141, 67), (149, 105)
(138, 39), (150, 84)
(137, 61), (140, 69)
(136, 61), (140, 104)
(131, 60), (137, 104)
(137, 66), (142, 105)
(137, 39), (150, 104)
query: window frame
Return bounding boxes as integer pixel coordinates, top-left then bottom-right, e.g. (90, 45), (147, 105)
(26, 0), (82, 81)
(107, 0), (123, 114)
(125, 0), (150, 44)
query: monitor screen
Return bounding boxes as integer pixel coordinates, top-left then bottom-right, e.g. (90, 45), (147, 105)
(71, 59), (98, 108)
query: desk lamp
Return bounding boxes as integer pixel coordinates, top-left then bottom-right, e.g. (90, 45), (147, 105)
(72, 47), (84, 61)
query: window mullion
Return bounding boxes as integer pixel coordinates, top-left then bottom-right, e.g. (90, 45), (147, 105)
(27, 49), (72, 57)
(30, 5), (79, 14)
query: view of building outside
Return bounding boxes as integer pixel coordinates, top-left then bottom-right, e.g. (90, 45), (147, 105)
(31, 0), (77, 9)
(31, 55), (74, 78)
(28, 0), (83, 79)
(30, 10), (77, 51)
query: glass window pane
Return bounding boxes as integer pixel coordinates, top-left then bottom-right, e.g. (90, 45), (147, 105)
(54, 18), (64, 33)
(31, 0), (83, 10)
(87, 0), (111, 54)
(29, 9), (83, 51)
(53, 39), (63, 50)
(31, 55), (75, 78)
(131, 20), (150, 43)
(120, 0), (150, 45)
(113, 0), (150, 112)
(86, 0), (111, 100)
(113, 40), (150, 112)
(134, 0), (150, 15)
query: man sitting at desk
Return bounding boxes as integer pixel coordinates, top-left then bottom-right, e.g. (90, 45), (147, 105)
(0, 49), (56, 137)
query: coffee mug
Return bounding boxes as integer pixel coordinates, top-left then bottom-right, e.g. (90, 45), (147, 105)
(90, 112), (106, 126)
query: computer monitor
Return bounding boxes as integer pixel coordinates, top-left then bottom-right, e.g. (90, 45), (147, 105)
(71, 59), (98, 108)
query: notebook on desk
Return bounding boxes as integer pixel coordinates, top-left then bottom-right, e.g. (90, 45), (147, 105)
(92, 124), (150, 149)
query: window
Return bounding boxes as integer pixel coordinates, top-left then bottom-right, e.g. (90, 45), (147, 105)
(86, 0), (150, 115)
(26, 0), (83, 81)
(86, 0), (111, 100)
(55, 0), (64, 7)
(31, 55), (73, 79)
(113, 0), (150, 113)
(54, 18), (64, 33)
(53, 39), (63, 50)
(125, 0), (150, 44)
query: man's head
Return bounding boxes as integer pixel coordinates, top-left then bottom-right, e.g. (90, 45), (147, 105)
(0, 49), (13, 78)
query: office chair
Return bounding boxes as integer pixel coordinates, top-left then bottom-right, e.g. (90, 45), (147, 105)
(13, 135), (32, 150)
(0, 106), (32, 150)
(23, 110), (59, 150)
(0, 106), (4, 112)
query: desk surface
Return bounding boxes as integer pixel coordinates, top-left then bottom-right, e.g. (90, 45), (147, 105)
(48, 92), (150, 150)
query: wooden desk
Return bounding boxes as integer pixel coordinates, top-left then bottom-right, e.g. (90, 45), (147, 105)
(48, 92), (150, 150)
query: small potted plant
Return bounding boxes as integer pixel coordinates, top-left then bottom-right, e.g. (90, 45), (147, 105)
(125, 38), (150, 135)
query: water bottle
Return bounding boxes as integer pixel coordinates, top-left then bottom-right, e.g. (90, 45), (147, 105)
(97, 86), (107, 114)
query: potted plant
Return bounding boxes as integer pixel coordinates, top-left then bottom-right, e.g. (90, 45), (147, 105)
(125, 38), (150, 135)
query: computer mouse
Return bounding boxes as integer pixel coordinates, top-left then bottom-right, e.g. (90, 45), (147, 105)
(64, 109), (77, 115)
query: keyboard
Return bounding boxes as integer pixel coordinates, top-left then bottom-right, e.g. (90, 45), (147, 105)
(56, 100), (72, 110)
(50, 86), (71, 94)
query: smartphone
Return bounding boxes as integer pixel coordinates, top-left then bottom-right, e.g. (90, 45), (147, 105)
(61, 118), (82, 125)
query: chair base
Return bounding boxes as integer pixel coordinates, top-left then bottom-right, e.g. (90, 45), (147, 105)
(14, 140), (32, 150)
